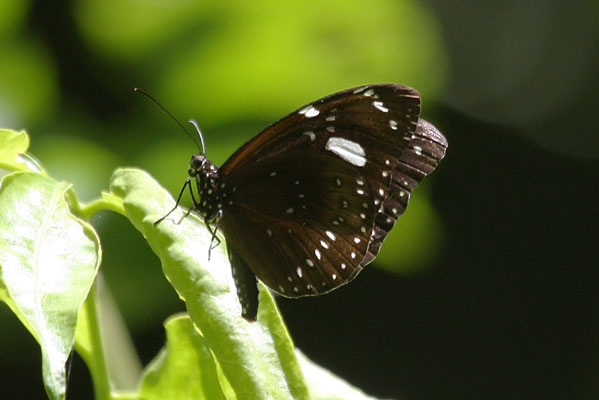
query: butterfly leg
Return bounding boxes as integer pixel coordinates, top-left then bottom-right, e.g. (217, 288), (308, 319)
(205, 209), (223, 260)
(155, 178), (193, 225)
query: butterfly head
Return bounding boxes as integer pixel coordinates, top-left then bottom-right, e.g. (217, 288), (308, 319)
(188, 154), (208, 177)
(189, 153), (219, 175)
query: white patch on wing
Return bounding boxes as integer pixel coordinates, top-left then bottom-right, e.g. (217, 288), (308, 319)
(325, 137), (366, 167)
(298, 105), (320, 118)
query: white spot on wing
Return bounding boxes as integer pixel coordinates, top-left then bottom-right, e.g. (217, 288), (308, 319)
(364, 89), (375, 96)
(326, 230), (336, 241)
(303, 131), (316, 141)
(314, 249), (321, 260)
(389, 120), (398, 130)
(325, 137), (366, 167)
(297, 267), (303, 277)
(305, 259), (314, 267)
(299, 105), (320, 118)
(373, 101), (389, 112)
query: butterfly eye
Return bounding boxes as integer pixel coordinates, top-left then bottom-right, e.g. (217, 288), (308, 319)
(190, 154), (205, 169)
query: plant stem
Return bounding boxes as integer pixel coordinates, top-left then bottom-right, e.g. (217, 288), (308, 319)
(79, 196), (126, 220)
(75, 283), (112, 400)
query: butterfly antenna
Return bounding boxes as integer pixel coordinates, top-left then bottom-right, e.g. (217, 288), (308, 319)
(188, 119), (206, 154)
(133, 87), (204, 153)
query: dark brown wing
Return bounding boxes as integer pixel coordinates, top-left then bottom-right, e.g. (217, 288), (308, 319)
(365, 119), (448, 263)
(220, 84), (421, 174)
(217, 83), (447, 304)
(221, 151), (376, 297)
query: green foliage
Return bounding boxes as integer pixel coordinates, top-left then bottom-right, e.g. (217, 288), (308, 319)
(0, 1), (450, 397)
(0, 131), (101, 399)
(0, 129), (384, 399)
(74, 0), (446, 125)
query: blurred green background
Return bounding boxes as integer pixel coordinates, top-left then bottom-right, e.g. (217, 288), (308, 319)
(0, 0), (597, 399)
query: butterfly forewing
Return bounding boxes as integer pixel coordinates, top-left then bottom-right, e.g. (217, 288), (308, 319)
(220, 84), (421, 174)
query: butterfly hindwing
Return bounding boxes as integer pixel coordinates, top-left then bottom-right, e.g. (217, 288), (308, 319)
(366, 119), (449, 261)
(220, 151), (377, 297)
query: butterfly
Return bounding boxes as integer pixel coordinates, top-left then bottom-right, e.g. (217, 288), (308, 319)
(152, 83), (448, 321)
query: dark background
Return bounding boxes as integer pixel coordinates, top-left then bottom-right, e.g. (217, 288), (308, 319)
(0, 0), (597, 399)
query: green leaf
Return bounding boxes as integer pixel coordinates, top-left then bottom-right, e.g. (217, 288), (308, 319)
(297, 351), (382, 400)
(0, 128), (32, 172)
(109, 168), (310, 400)
(139, 314), (227, 400)
(0, 172), (101, 400)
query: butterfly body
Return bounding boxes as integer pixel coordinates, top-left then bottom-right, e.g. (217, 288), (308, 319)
(179, 83), (447, 321)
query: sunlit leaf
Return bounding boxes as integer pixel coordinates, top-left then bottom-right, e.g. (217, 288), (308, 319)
(297, 351), (382, 400)
(0, 128), (30, 172)
(109, 168), (309, 399)
(0, 172), (101, 400)
(139, 314), (227, 400)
